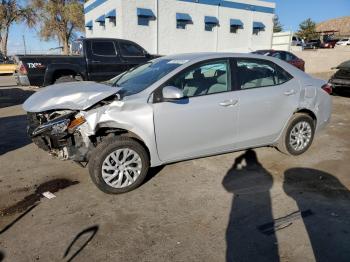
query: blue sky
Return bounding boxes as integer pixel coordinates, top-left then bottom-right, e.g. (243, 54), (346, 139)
(7, 0), (350, 55)
(265, 0), (350, 31)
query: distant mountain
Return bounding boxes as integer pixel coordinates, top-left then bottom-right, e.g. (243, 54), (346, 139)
(317, 16), (350, 36)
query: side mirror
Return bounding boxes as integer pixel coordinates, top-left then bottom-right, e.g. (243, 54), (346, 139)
(162, 86), (184, 101)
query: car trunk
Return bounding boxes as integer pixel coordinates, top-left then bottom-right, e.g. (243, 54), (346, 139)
(334, 69), (350, 80)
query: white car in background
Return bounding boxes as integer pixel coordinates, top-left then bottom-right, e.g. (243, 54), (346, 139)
(336, 38), (350, 46)
(291, 36), (304, 46)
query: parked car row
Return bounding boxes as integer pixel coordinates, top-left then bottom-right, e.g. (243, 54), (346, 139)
(305, 38), (350, 49)
(292, 35), (350, 50)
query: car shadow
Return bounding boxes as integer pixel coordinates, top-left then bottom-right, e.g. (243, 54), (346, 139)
(222, 149), (279, 262)
(283, 168), (350, 261)
(143, 165), (165, 185)
(0, 88), (34, 109)
(0, 114), (31, 155)
(0, 250), (4, 262)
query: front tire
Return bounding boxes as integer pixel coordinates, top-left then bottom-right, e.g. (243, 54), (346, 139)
(88, 137), (150, 194)
(277, 113), (315, 156)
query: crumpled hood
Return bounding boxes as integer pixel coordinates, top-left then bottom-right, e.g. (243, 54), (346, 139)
(23, 81), (120, 112)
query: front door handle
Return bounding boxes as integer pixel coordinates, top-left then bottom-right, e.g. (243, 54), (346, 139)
(284, 89), (297, 96)
(219, 99), (238, 107)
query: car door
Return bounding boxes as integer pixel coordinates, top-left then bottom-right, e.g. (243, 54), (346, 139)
(118, 41), (149, 70)
(234, 58), (299, 148)
(86, 40), (125, 81)
(153, 59), (239, 162)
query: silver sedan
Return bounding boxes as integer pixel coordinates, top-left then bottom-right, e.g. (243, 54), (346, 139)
(23, 53), (332, 193)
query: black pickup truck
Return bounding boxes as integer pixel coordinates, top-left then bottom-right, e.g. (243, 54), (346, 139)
(15, 38), (156, 86)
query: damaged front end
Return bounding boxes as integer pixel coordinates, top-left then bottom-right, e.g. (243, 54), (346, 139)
(27, 110), (91, 162)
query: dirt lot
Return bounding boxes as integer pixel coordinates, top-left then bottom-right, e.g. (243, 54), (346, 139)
(0, 75), (350, 262)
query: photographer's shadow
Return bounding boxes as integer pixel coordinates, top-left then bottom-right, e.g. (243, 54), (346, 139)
(284, 168), (350, 262)
(222, 150), (279, 262)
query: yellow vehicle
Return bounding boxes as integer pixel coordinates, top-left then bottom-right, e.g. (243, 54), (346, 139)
(0, 63), (16, 74)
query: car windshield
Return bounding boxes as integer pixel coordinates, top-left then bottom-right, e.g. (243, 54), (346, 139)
(340, 39), (349, 41)
(104, 59), (185, 96)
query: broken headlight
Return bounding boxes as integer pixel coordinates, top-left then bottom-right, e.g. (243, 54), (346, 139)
(32, 118), (70, 136)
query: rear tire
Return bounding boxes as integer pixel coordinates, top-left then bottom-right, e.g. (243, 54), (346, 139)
(277, 113), (315, 156)
(88, 137), (150, 194)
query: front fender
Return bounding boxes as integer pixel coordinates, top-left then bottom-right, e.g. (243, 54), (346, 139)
(79, 101), (162, 167)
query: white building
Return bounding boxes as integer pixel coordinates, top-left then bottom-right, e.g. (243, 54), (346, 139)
(84, 0), (276, 55)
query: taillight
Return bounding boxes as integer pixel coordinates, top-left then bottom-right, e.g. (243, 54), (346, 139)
(321, 83), (333, 95)
(18, 61), (28, 75)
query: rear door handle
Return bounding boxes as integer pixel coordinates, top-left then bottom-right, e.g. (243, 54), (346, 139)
(284, 89), (296, 96)
(219, 99), (238, 107)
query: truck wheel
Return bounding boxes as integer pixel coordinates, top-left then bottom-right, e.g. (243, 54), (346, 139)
(54, 75), (82, 84)
(277, 113), (315, 156)
(88, 137), (150, 194)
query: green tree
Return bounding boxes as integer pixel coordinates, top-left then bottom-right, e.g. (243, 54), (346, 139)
(296, 18), (318, 41)
(273, 15), (283, 33)
(31, 0), (85, 54)
(0, 0), (35, 56)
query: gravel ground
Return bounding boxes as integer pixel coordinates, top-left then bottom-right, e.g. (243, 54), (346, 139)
(0, 75), (349, 262)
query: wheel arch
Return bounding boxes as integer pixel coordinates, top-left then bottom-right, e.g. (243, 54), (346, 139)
(43, 64), (85, 85)
(294, 108), (317, 126)
(91, 126), (153, 165)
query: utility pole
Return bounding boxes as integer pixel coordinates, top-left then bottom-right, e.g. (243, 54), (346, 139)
(22, 35), (27, 54)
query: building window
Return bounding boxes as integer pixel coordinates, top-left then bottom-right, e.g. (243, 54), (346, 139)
(230, 19), (243, 34)
(95, 15), (106, 27)
(204, 16), (219, 32)
(176, 13), (192, 29)
(138, 17), (150, 26)
(85, 21), (93, 31)
(137, 8), (155, 26)
(106, 9), (116, 27)
(253, 21), (265, 35)
(177, 20), (188, 29)
(205, 23), (215, 31)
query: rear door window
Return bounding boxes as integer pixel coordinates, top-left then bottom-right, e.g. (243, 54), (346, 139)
(92, 41), (117, 56)
(236, 58), (293, 89)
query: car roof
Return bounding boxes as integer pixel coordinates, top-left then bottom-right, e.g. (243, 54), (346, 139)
(153, 52), (309, 80)
(158, 52), (276, 61)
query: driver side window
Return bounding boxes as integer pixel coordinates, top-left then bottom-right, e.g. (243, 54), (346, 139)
(166, 60), (230, 98)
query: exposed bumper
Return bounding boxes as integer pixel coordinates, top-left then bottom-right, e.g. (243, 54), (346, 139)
(330, 78), (350, 88)
(15, 73), (30, 86)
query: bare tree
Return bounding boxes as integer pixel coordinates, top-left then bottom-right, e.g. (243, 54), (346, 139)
(32, 0), (85, 55)
(0, 0), (35, 56)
